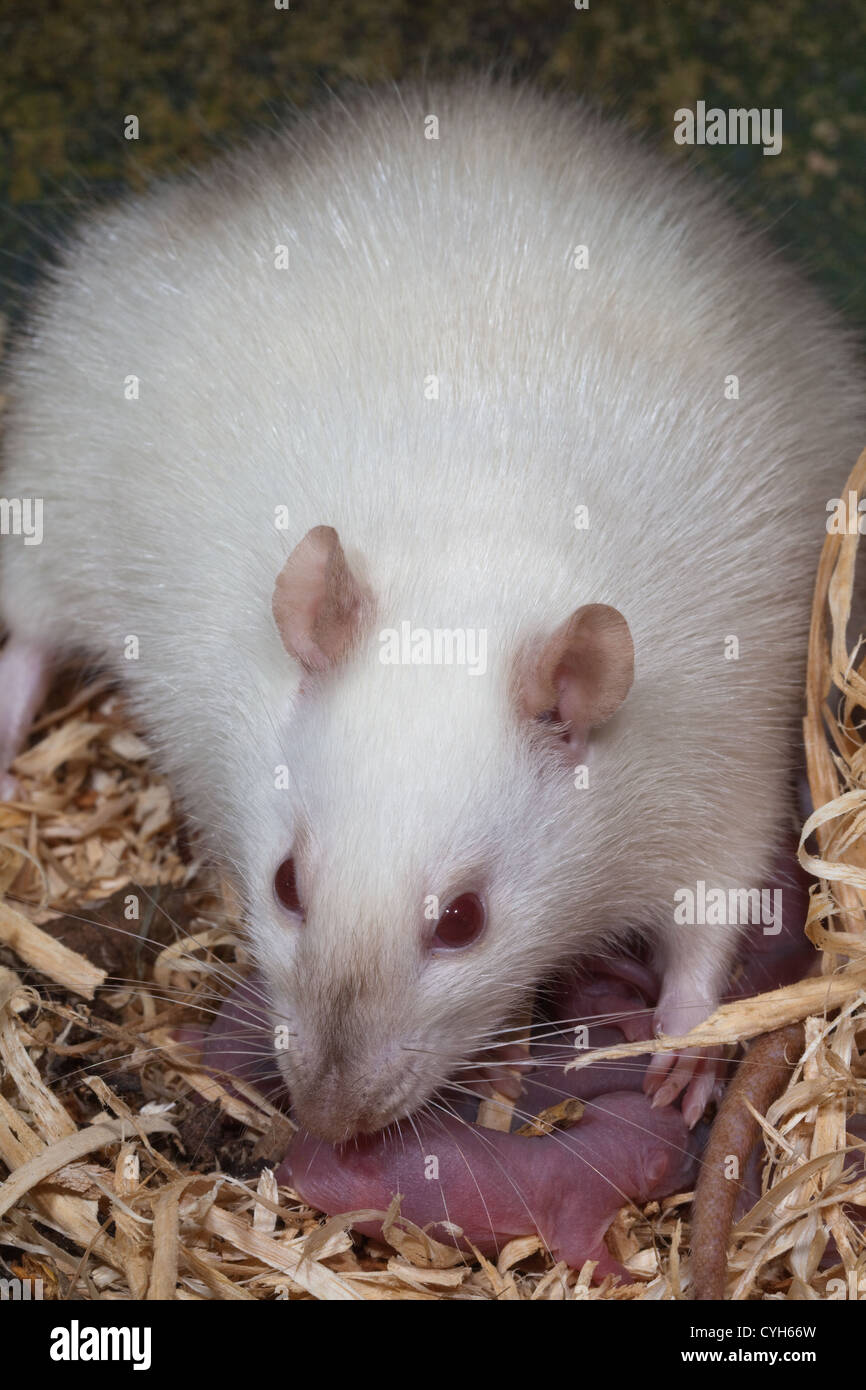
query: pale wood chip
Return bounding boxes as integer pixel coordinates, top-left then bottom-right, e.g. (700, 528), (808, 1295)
(0, 898), (105, 997)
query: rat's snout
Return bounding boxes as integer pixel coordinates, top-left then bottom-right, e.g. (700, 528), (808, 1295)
(271, 909), (450, 1142)
(288, 1042), (422, 1144)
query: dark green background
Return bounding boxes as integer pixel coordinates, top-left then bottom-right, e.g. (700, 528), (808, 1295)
(0, 0), (863, 329)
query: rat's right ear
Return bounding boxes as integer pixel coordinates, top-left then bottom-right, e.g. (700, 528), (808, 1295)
(272, 525), (370, 672)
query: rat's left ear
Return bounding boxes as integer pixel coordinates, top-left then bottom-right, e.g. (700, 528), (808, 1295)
(521, 604), (634, 739)
(272, 525), (371, 672)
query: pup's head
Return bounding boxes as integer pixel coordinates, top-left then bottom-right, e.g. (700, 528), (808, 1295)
(250, 526), (633, 1143)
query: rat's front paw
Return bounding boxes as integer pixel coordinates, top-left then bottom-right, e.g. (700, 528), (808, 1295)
(643, 995), (723, 1128)
(0, 771), (19, 802)
(644, 1046), (723, 1129)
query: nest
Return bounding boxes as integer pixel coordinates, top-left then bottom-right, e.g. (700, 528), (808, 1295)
(1, 453), (865, 1302)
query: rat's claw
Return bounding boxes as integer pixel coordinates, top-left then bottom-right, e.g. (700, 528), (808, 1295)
(643, 1047), (676, 1096)
(681, 1060), (721, 1129)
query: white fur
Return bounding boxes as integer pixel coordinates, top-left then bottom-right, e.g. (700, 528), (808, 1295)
(2, 80), (863, 1136)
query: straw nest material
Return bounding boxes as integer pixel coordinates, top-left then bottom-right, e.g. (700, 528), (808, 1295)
(1, 446), (865, 1301)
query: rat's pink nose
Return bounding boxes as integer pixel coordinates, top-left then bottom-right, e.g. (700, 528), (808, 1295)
(291, 1090), (394, 1144)
(290, 1053), (411, 1143)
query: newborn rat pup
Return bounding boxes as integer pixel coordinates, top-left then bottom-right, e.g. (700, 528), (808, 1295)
(1, 80), (863, 1147)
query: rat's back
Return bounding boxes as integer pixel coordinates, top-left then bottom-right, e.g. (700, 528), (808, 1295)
(1, 80), (863, 852)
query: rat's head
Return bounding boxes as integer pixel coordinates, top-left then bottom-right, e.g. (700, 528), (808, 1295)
(248, 526), (633, 1143)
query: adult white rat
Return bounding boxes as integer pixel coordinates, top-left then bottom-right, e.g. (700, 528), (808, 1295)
(1, 81), (862, 1142)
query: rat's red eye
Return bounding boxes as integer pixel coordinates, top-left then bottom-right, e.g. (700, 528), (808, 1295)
(274, 857), (302, 915)
(432, 892), (485, 950)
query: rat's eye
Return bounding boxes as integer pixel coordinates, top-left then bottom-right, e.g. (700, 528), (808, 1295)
(432, 892), (485, 950)
(274, 857), (303, 916)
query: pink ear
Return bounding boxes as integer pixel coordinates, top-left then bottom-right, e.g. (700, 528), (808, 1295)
(272, 526), (369, 672)
(522, 604), (634, 739)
